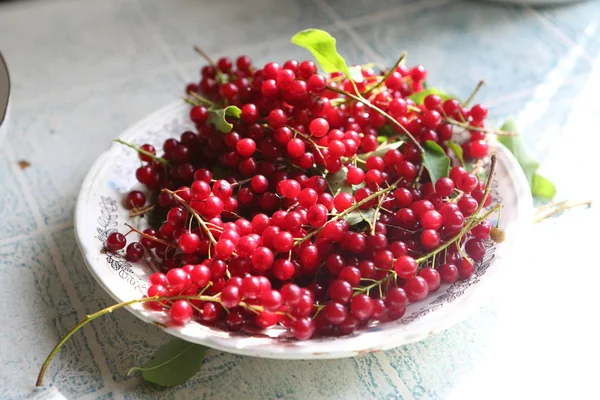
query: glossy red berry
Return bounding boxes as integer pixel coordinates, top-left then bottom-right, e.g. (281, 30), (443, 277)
(106, 232), (126, 251)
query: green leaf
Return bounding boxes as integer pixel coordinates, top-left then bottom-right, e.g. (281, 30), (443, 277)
(291, 29), (351, 79)
(408, 88), (456, 105)
(207, 105), (241, 133)
(531, 174), (556, 199)
(497, 117), (540, 185)
(344, 209), (375, 225)
(357, 140), (404, 162)
(422, 140), (450, 184)
(377, 136), (387, 144)
(447, 140), (465, 167)
(497, 117), (556, 200)
(326, 168), (352, 196)
(130, 339), (208, 388)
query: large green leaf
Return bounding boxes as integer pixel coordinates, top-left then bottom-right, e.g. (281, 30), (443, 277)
(207, 105), (241, 133)
(129, 339), (208, 388)
(357, 140), (404, 163)
(344, 209), (376, 226)
(408, 88), (457, 105)
(326, 167), (352, 196)
(497, 117), (556, 199)
(531, 174), (557, 200)
(422, 140), (450, 184)
(291, 29), (352, 79)
(447, 140), (465, 167)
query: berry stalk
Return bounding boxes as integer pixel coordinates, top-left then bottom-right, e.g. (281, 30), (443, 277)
(325, 85), (425, 153)
(295, 179), (401, 245)
(36, 294), (218, 387)
(114, 139), (168, 166)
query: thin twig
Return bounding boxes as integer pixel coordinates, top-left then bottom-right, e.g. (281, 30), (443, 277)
(125, 223), (173, 248)
(129, 205), (155, 218)
(446, 118), (518, 136)
(463, 80), (485, 107)
(362, 52), (407, 95)
(296, 179), (401, 246)
(114, 139), (168, 166)
(534, 200), (593, 223)
(326, 85), (424, 153)
(415, 153), (499, 263)
(163, 189), (218, 246)
(193, 45), (216, 68)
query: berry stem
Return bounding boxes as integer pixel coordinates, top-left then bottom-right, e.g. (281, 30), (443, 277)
(290, 126), (326, 161)
(36, 294), (218, 387)
(163, 189), (219, 246)
(415, 153), (499, 263)
(124, 223), (173, 248)
(446, 118), (518, 136)
(326, 85), (425, 153)
(356, 271), (397, 295)
(193, 45), (216, 68)
(296, 179), (401, 245)
(534, 200), (593, 223)
(186, 92), (216, 108)
(370, 190), (387, 235)
(463, 80), (485, 107)
(129, 204), (156, 218)
(114, 139), (168, 166)
(362, 52), (407, 95)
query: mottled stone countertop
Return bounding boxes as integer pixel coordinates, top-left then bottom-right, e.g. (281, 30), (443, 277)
(0, 0), (598, 399)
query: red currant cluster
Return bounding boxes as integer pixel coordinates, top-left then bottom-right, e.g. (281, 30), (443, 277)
(106, 52), (503, 340)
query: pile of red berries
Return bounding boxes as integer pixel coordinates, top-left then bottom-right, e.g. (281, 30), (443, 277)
(107, 49), (503, 340)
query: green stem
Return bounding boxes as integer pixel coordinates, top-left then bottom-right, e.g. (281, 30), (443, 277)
(114, 139), (168, 166)
(127, 343), (195, 375)
(36, 294), (219, 387)
(356, 271), (397, 295)
(446, 118), (518, 136)
(296, 180), (400, 246)
(362, 52), (407, 95)
(187, 92), (216, 108)
(463, 80), (485, 107)
(290, 126), (325, 162)
(534, 200), (593, 223)
(415, 153), (499, 263)
(164, 189), (218, 246)
(326, 85), (424, 153)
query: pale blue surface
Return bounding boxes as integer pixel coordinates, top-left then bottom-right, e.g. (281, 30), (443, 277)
(0, 0), (599, 399)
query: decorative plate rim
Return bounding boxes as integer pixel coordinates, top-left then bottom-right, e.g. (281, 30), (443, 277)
(75, 100), (533, 359)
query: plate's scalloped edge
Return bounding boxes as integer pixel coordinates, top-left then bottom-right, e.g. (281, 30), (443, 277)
(75, 100), (534, 359)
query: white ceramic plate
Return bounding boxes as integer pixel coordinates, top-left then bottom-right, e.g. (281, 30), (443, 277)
(75, 101), (533, 359)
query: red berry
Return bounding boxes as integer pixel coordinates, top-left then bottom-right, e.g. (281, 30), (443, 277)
(309, 118), (329, 137)
(170, 300), (193, 324)
(394, 256), (417, 279)
(470, 104), (488, 121)
(221, 285), (241, 308)
(418, 268), (441, 292)
(125, 191), (146, 210)
(291, 317), (315, 340)
(236, 138), (256, 157)
(404, 276), (429, 302)
(385, 287), (408, 310)
(179, 232), (200, 254)
(328, 280), (352, 304)
(323, 302), (347, 325)
(438, 263), (459, 283)
(106, 232), (126, 251)
(126, 242), (144, 261)
(251, 247), (274, 271)
(350, 294), (374, 320)
(458, 258), (475, 279)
